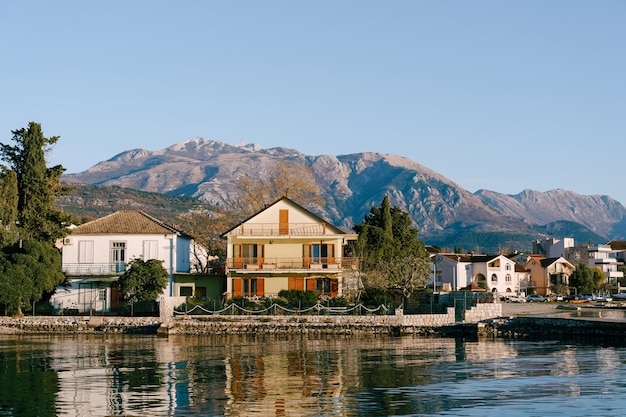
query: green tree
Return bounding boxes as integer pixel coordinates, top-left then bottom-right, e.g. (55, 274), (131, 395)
(0, 239), (64, 315)
(118, 258), (168, 303)
(0, 122), (72, 243)
(0, 122), (71, 315)
(569, 263), (604, 294)
(351, 195), (430, 301)
(0, 167), (18, 246)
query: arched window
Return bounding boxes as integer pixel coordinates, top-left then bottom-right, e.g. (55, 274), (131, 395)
(506, 264), (511, 271)
(491, 274), (498, 283)
(505, 274), (512, 283)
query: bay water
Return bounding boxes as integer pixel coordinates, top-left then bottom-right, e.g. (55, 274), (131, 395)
(1, 332), (626, 416)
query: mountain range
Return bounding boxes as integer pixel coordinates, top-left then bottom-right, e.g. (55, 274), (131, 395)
(60, 138), (626, 253)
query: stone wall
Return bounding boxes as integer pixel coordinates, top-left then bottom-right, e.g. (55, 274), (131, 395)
(0, 302), (504, 336)
(482, 316), (626, 339)
(464, 303), (502, 323)
(0, 316), (162, 334)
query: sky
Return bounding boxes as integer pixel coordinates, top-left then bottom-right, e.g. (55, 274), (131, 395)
(2, 1), (625, 205)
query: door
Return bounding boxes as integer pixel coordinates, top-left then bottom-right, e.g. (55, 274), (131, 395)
(111, 242), (126, 273)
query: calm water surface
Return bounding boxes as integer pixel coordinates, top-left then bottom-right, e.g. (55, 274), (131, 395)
(2, 332), (626, 416)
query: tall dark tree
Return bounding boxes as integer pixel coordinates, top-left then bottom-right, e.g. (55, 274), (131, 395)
(352, 195), (430, 301)
(0, 122), (71, 315)
(0, 167), (18, 246)
(0, 122), (72, 243)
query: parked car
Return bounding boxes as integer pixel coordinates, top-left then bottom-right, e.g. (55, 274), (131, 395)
(502, 295), (526, 303)
(527, 294), (548, 302)
(612, 290), (626, 301)
(566, 294), (590, 303)
(549, 294), (564, 302)
(594, 294), (613, 302)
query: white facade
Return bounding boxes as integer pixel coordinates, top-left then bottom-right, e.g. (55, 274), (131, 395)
(588, 244), (624, 286)
(431, 254), (527, 294)
(52, 211), (193, 314)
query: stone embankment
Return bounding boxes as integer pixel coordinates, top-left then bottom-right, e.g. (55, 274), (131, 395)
(4, 302), (625, 340)
(0, 316), (162, 334)
(0, 304), (499, 337)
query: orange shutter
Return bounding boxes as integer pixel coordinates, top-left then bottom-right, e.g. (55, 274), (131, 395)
(289, 277), (304, 291)
(328, 245), (336, 264)
(258, 244), (264, 266)
(279, 209), (289, 235)
(257, 278), (265, 296)
(233, 278), (242, 298)
(307, 278), (316, 291)
(330, 278), (339, 297)
(233, 244), (243, 268)
(303, 244), (311, 268)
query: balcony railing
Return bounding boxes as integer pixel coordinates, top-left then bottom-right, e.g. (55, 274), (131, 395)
(63, 262), (127, 276)
(225, 257), (359, 272)
(229, 223), (331, 237)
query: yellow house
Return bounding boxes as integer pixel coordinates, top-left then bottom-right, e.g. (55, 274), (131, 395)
(524, 255), (575, 295)
(221, 197), (359, 299)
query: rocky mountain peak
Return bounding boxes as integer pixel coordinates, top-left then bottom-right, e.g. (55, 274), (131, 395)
(62, 138), (626, 251)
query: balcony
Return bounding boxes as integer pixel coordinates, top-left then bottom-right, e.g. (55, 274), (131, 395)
(229, 222), (332, 237)
(225, 257), (359, 273)
(63, 262), (127, 276)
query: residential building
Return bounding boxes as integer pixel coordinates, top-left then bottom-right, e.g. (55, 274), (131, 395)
(524, 256), (575, 295)
(53, 210), (214, 314)
(431, 253), (528, 295)
(221, 197), (359, 300)
(588, 244), (624, 287)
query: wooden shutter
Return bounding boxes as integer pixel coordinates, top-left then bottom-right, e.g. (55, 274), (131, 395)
(257, 278), (265, 296)
(307, 278), (316, 291)
(327, 244), (336, 264)
(289, 277), (304, 291)
(330, 278), (339, 297)
(257, 244), (264, 266)
(279, 209), (289, 235)
(303, 244), (311, 268)
(233, 244), (243, 268)
(233, 278), (242, 298)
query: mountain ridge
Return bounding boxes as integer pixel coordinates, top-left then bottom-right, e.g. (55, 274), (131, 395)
(62, 138), (626, 252)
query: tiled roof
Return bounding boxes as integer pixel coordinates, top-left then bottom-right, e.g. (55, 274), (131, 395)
(70, 211), (183, 235)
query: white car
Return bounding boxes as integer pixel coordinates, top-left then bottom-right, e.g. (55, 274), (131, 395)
(527, 294), (548, 302)
(503, 295), (527, 303)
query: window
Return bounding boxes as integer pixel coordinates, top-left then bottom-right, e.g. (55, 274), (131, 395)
(234, 244), (264, 265)
(316, 278), (331, 294)
(243, 278), (258, 295)
(305, 244), (335, 264)
(111, 242), (126, 273)
(505, 264), (511, 271)
(179, 286), (193, 297)
(505, 274), (512, 283)
(98, 289), (106, 301)
(143, 240), (158, 260)
(491, 274), (498, 283)
(78, 241), (94, 263)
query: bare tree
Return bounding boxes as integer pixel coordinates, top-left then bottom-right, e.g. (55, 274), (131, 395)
(235, 160), (325, 217)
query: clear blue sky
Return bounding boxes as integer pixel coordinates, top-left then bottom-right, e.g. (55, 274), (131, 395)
(3, 1), (625, 205)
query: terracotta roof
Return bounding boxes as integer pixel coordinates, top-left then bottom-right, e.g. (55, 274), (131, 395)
(70, 211), (183, 235)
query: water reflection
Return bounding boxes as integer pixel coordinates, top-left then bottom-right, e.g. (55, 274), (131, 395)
(1, 334), (626, 416)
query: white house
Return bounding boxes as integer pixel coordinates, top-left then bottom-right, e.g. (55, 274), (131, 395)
(431, 253), (527, 295)
(52, 211), (193, 314)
